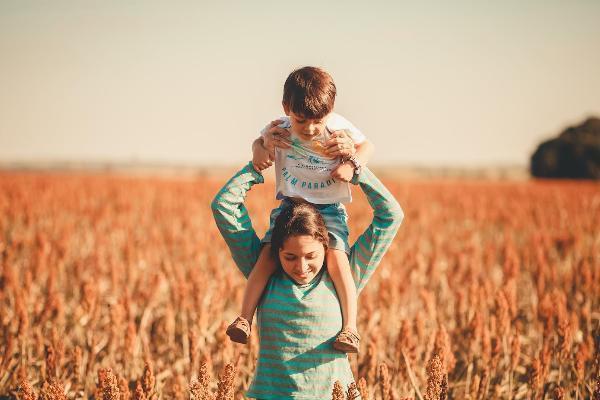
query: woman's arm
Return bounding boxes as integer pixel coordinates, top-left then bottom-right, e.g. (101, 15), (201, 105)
(355, 139), (375, 166)
(348, 167), (404, 292)
(210, 161), (264, 279)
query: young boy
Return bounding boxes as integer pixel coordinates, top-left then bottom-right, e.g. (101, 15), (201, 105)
(226, 66), (374, 353)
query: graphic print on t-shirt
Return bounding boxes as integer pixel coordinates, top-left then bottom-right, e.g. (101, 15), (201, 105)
(275, 130), (351, 204)
(261, 113), (366, 204)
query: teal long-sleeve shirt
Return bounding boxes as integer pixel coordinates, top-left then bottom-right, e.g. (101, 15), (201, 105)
(211, 162), (403, 400)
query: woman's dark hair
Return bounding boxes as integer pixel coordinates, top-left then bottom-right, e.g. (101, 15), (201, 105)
(270, 199), (329, 260)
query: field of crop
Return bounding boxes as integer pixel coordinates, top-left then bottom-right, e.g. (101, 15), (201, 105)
(0, 170), (598, 399)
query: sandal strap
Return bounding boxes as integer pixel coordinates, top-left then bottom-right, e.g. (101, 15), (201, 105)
(338, 328), (360, 343)
(233, 317), (251, 333)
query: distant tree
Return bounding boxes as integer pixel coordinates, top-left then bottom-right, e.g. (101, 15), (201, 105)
(530, 117), (600, 179)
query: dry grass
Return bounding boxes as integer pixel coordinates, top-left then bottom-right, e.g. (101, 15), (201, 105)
(0, 171), (598, 399)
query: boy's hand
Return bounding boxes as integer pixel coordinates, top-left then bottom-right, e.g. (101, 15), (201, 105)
(325, 130), (356, 158)
(252, 138), (273, 172)
(331, 161), (354, 182)
(263, 119), (291, 153)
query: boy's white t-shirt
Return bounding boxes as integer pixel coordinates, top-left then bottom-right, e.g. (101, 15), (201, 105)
(260, 112), (366, 204)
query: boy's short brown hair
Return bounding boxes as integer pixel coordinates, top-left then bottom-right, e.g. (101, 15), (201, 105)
(282, 66), (337, 120)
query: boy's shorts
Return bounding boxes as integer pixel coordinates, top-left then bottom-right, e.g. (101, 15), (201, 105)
(261, 198), (350, 255)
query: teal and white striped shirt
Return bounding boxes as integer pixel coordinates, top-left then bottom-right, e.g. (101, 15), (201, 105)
(211, 162), (403, 399)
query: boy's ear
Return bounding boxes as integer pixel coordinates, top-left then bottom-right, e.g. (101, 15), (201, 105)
(282, 102), (290, 116)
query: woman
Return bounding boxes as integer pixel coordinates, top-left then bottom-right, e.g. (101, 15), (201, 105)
(211, 161), (403, 399)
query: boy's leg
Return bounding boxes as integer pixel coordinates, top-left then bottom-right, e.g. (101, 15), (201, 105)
(326, 248), (358, 333)
(227, 244), (276, 344)
(319, 203), (360, 352)
(241, 244), (277, 322)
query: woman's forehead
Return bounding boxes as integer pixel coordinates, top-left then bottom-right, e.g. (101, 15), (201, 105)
(281, 235), (324, 253)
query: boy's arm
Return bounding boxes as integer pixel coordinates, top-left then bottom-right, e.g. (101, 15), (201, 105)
(211, 162), (265, 278)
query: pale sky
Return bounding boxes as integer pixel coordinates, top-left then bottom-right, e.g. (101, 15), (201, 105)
(1, 0), (599, 167)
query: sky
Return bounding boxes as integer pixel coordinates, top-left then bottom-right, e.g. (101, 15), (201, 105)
(1, 0), (599, 167)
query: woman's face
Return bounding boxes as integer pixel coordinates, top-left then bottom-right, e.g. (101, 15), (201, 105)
(278, 235), (326, 284)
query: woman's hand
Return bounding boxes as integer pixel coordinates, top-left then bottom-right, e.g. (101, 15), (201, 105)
(253, 119), (292, 172)
(252, 138), (273, 172)
(325, 129), (356, 158)
(263, 119), (291, 153)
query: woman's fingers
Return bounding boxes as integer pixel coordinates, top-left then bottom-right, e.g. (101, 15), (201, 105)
(256, 159), (273, 171)
(264, 126), (290, 149)
(325, 132), (353, 149)
(267, 127), (291, 149)
(324, 139), (340, 149)
(330, 146), (356, 157)
(328, 149), (354, 157)
(266, 126), (290, 139)
(325, 138), (355, 157)
(328, 129), (345, 138)
(272, 126), (290, 137)
(272, 136), (291, 149)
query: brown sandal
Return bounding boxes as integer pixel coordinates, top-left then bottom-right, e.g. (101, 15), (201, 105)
(226, 316), (251, 344)
(333, 327), (361, 353)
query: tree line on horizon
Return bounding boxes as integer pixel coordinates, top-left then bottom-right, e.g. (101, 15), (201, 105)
(530, 116), (600, 180)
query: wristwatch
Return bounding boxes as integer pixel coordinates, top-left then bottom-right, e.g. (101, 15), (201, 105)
(343, 155), (362, 177)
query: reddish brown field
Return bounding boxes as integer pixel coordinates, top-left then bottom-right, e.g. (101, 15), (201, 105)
(0, 171), (598, 399)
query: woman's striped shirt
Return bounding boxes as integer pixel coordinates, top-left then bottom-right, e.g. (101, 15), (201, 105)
(211, 162), (403, 399)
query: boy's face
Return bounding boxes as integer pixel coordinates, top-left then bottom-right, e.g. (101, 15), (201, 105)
(283, 105), (330, 141)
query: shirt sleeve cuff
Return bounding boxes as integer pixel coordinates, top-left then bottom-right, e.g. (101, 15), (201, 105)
(245, 161), (265, 184)
(350, 167), (368, 185)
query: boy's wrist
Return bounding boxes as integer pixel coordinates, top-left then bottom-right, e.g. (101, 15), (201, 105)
(342, 155), (362, 177)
